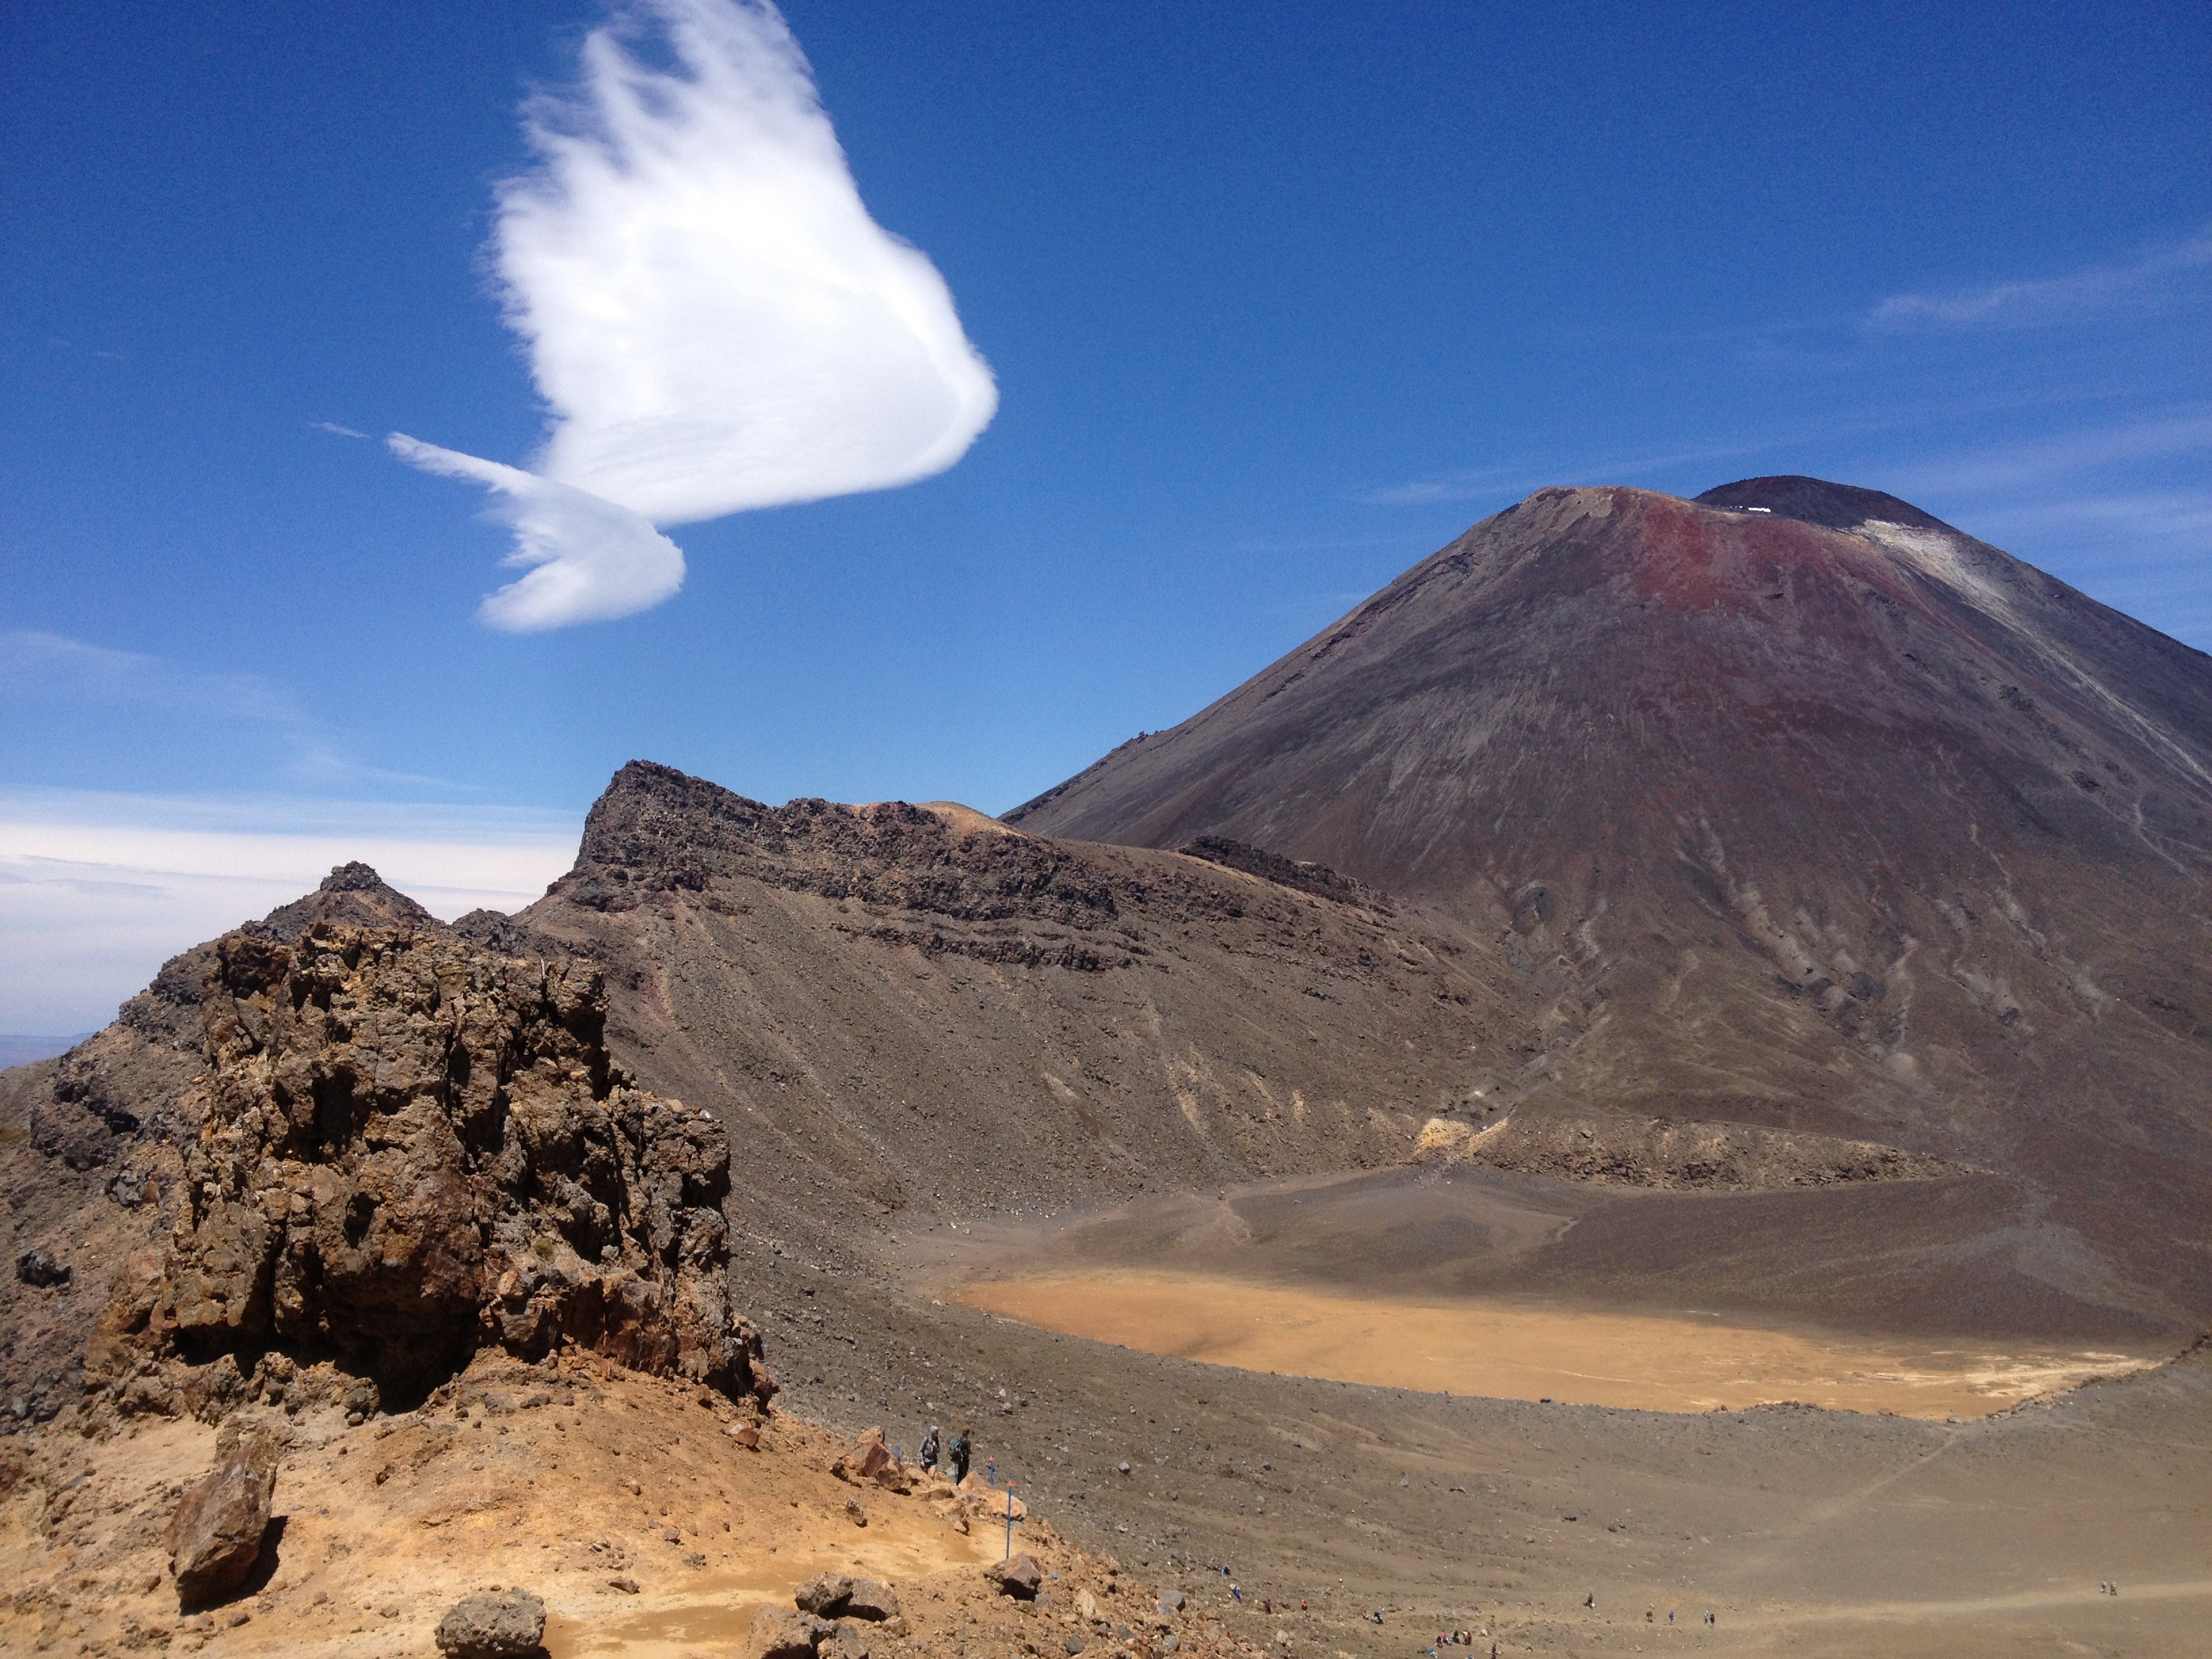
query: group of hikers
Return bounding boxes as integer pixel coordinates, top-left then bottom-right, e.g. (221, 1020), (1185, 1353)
(912, 1423), (972, 1483)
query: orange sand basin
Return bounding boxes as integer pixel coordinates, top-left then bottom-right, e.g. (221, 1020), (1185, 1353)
(956, 1272), (2152, 1419)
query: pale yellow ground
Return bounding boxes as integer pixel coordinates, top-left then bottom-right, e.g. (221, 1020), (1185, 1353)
(956, 1270), (2153, 1419)
(0, 1353), (1022, 1659)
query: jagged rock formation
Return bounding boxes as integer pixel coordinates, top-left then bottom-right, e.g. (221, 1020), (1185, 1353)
(1005, 478), (2212, 1327)
(1, 864), (766, 1426)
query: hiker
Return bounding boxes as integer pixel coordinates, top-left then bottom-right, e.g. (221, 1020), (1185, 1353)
(917, 1425), (941, 1472)
(950, 1427), (972, 1483)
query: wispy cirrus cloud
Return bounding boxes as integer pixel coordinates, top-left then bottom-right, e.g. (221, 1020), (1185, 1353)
(1868, 227), (2212, 332)
(0, 630), (307, 726)
(1881, 411), (2212, 497)
(0, 631), (444, 792)
(394, 0), (998, 632)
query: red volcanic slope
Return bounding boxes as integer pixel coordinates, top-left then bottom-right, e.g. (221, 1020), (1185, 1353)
(1008, 480), (2212, 1324)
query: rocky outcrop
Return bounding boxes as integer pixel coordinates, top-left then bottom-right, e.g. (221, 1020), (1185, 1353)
(1175, 836), (1383, 909)
(1416, 1108), (1967, 1189)
(559, 760), (1126, 929)
(66, 877), (766, 1410)
(167, 1422), (280, 1606)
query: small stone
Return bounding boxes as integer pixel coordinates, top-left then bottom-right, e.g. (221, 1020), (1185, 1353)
(1156, 1591), (1185, 1616)
(844, 1496), (867, 1527)
(224, 1609), (251, 1629)
(609, 1576), (640, 1595)
(1067, 1639), (1086, 1655)
(434, 1587), (546, 1658)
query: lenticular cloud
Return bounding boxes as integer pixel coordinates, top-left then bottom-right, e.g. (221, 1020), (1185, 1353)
(393, 0), (998, 632)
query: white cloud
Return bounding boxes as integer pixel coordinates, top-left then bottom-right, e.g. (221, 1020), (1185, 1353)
(1870, 228), (2212, 331)
(311, 420), (369, 438)
(388, 436), (686, 631)
(0, 792), (581, 1033)
(396, 0), (998, 632)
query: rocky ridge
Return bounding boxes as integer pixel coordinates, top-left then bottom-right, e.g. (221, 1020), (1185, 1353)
(2, 863), (769, 1435)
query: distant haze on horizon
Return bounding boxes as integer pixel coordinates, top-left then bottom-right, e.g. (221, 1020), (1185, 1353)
(4, 0), (2208, 1030)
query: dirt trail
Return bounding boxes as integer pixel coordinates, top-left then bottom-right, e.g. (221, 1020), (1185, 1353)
(956, 1270), (2151, 1418)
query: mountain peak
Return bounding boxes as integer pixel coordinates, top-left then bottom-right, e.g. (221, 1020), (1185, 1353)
(1693, 474), (1957, 533)
(260, 862), (436, 942)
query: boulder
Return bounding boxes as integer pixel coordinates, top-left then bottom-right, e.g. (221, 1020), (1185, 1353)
(843, 1580), (902, 1623)
(745, 1605), (832, 1659)
(434, 1588), (547, 1658)
(987, 1553), (1043, 1601)
(167, 1430), (279, 1607)
(794, 1573), (855, 1616)
(831, 1429), (897, 1486)
(14, 1250), (70, 1288)
(821, 1621), (874, 1659)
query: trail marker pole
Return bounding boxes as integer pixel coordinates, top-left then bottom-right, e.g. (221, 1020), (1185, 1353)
(1004, 1481), (1016, 1559)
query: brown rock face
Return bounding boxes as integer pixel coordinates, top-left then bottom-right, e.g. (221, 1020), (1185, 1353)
(70, 888), (762, 1406)
(167, 1425), (279, 1607)
(1005, 480), (2212, 1326)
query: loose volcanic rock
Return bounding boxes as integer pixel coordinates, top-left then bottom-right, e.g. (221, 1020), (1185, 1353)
(794, 1573), (855, 1615)
(73, 897), (765, 1408)
(747, 1604), (834, 1659)
(434, 1586), (548, 1658)
(843, 1579), (902, 1623)
(14, 1250), (70, 1288)
(987, 1552), (1044, 1600)
(167, 1425), (279, 1607)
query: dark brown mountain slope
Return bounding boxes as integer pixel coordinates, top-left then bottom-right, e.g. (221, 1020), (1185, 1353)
(1005, 480), (2212, 1325)
(507, 762), (1529, 1250)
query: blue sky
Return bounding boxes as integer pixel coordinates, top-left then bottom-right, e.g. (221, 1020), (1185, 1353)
(4, 1), (2209, 1030)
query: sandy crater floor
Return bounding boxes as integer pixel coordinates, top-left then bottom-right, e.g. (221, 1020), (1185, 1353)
(955, 1271), (2151, 1419)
